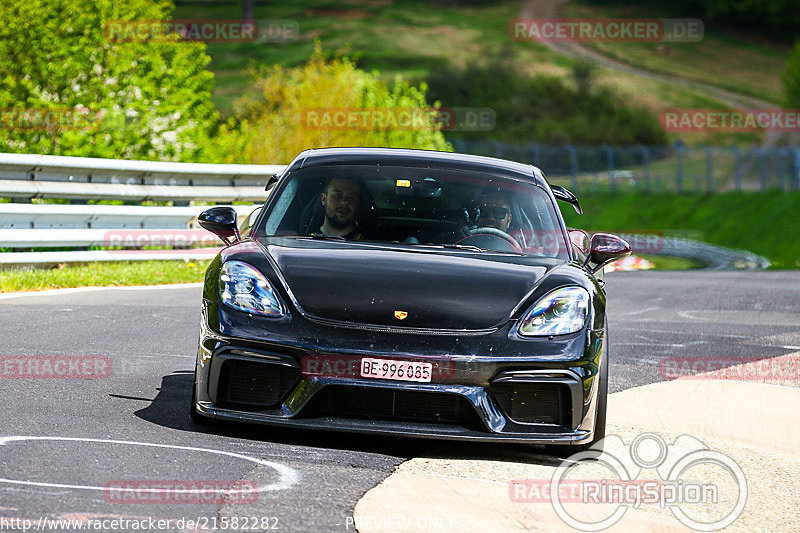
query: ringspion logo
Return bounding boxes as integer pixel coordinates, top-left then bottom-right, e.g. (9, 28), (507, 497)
(510, 433), (747, 531)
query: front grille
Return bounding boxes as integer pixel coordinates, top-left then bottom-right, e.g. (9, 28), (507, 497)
(217, 359), (299, 410)
(306, 387), (480, 428)
(491, 382), (569, 425)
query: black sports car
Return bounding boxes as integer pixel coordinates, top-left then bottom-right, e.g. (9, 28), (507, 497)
(191, 148), (630, 451)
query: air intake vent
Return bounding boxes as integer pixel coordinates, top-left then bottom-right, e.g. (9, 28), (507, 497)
(491, 382), (569, 425)
(306, 387), (480, 429)
(217, 359), (298, 410)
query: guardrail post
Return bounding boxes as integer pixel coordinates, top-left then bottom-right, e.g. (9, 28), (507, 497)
(493, 141), (503, 159)
(674, 141), (684, 192)
(794, 148), (800, 191)
(731, 145), (742, 190)
(638, 145), (650, 192)
(778, 148), (788, 191)
(602, 144), (615, 191)
(758, 148), (767, 191)
(529, 143), (540, 168)
(703, 146), (713, 192)
(568, 145), (578, 191)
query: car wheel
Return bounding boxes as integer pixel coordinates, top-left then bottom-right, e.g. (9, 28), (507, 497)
(189, 369), (215, 426)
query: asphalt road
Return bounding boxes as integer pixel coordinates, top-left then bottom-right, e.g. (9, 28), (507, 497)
(1, 271), (799, 532)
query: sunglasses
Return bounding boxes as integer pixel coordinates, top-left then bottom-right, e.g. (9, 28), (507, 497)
(479, 204), (510, 219)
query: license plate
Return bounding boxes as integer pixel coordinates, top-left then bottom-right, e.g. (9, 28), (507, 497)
(360, 358), (432, 383)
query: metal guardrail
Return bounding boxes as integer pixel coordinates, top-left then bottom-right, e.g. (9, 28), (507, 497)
(0, 152), (282, 265)
(0, 204), (256, 230)
(0, 180), (266, 202)
(0, 152), (285, 185)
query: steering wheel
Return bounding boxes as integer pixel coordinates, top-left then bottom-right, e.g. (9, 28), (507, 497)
(458, 226), (523, 252)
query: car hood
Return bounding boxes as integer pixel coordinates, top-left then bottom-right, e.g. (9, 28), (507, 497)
(257, 238), (553, 331)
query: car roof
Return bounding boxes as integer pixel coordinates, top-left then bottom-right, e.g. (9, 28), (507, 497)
(290, 147), (545, 186)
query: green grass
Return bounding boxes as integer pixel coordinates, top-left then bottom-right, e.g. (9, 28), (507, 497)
(0, 260), (210, 292)
(566, 1), (791, 105)
(562, 191), (800, 268)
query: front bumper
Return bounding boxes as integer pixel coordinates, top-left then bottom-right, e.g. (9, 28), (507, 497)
(193, 301), (605, 445)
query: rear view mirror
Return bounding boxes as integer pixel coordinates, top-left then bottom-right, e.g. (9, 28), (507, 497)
(395, 177), (442, 198)
(584, 233), (631, 274)
(198, 206), (241, 246)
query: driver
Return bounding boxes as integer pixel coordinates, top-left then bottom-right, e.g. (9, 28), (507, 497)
(476, 192), (512, 233)
(316, 177), (364, 239)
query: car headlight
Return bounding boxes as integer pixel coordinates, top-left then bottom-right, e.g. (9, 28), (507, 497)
(219, 260), (286, 317)
(518, 286), (589, 336)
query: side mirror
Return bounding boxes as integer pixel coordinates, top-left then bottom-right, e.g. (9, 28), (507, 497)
(198, 206), (240, 246)
(584, 233), (631, 274)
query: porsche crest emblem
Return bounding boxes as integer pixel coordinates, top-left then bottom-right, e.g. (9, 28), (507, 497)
(394, 310), (408, 320)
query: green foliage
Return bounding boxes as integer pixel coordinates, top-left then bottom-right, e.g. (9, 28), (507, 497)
(571, 60), (597, 95)
(0, 0), (218, 161)
(784, 42), (800, 107)
(562, 191), (800, 268)
(205, 44), (451, 164)
(426, 60), (667, 145)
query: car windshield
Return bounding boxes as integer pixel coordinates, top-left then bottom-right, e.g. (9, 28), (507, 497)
(257, 164), (570, 259)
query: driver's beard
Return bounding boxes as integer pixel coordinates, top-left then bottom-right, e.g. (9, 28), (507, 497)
(325, 210), (354, 230)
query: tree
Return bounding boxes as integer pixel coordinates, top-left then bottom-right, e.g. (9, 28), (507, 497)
(784, 41), (800, 107)
(206, 44), (451, 164)
(0, 0), (218, 161)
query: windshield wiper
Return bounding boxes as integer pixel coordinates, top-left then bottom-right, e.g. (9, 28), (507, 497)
(408, 242), (519, 254)
(284, 234), (347, 241)
(439, 243), (486, 252)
